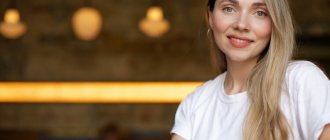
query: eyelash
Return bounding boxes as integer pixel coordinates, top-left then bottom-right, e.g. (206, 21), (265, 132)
(256, 11), (268, 17)
(222, 7), (268, 17)
(222, 7), (235, 13)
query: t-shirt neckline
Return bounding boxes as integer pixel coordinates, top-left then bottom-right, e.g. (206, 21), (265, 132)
(217, 72), (248, 103)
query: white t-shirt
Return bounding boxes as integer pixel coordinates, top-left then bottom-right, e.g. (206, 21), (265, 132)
(171, 61), (330, 140)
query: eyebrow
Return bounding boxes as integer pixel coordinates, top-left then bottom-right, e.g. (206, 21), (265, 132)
(252, 2), (266, 7)
(221, 0), (266, 7)
(227, 0), (238, 4)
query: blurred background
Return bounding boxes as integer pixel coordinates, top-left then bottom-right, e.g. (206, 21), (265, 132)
(0, 0), (329, 140)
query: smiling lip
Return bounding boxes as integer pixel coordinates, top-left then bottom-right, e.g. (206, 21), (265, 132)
(227, 35), (254, 48)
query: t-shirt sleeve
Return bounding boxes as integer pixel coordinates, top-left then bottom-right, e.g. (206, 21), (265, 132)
(171, 93), (193, 140)
(292, 62), (330, 140)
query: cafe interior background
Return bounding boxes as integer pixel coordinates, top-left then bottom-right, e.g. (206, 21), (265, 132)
(0, 0), (329, 139)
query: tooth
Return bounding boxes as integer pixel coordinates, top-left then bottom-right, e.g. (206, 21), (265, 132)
(232, 37), (248, 43)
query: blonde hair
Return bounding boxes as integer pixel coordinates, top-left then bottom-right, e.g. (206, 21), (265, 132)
(206, 0), (295, 139)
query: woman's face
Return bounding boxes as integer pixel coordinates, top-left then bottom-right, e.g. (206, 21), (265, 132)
(209, 0), (272, 63)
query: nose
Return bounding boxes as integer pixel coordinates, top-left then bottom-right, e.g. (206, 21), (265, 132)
(234, 13), (250, 32)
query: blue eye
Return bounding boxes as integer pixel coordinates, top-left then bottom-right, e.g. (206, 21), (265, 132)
(223, 7), (234, 13)
(256, 11), (267, 16)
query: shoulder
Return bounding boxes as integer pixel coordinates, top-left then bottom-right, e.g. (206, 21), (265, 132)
(286, 60), (328, 83)
(287, 60), (323, 74)
(285, 60), (330, 100)
(180, 73), (225, 110)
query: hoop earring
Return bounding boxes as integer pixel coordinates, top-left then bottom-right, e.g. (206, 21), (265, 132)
(207, 28), (213, 39)
(207, 28), (211, 35)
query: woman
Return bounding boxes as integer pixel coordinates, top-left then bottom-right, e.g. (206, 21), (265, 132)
(171, 0), (330, 139)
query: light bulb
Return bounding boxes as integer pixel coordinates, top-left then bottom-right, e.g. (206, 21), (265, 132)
(4, 9), (20, 24)
(72, 7), (102, 41)
(146, 6), (163, 21)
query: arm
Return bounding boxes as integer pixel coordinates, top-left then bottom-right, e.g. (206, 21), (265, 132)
(172, 134), (186, 140)
(319, 124), (330, 140)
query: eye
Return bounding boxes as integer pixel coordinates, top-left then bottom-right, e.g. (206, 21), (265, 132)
(223, 7), (234, 13)
(256, 11), (267, 16)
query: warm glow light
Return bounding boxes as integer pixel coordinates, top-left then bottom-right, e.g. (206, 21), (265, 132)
(139, 6), (170, 37)
(72, 7), (102, 41)
(0, 82), (202, 103)
(0, 8), (26, 39)
(0, 22), (26, 38)
(147, 7), (163, 21)
(4, 9), (20, 24)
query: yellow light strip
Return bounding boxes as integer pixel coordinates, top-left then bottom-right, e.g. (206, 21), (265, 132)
(0, 82), (202, 103)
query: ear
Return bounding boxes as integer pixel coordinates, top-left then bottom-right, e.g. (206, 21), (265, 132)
(208, 11), (214, 29)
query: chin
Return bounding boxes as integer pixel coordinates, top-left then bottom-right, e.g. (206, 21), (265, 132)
(230, 58), (250, 63)
(227, 55), (258, 63)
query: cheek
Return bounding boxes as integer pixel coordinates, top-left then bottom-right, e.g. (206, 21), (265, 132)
(251, 20), (272, 40)
(211, 14), (233, 33)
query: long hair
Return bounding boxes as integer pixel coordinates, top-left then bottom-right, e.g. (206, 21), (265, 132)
(206, 0), (295, 139)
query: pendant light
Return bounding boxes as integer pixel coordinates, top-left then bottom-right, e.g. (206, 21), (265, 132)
(139, 5), (170, 37)
(0, 0), (26, 39)
(72, 0), (102, 41)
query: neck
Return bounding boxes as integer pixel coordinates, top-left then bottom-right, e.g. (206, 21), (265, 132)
(224, 59), (258, 95)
